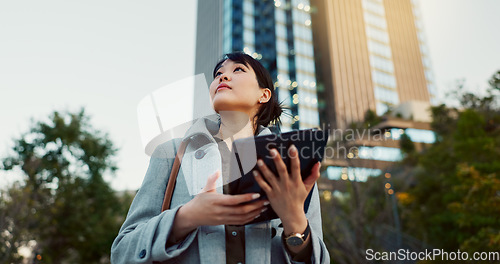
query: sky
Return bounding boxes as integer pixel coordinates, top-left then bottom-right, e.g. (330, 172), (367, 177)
(0, 0), (499, 191)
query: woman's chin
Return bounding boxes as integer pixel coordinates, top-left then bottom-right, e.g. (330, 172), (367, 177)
(212, 99), (235, 112)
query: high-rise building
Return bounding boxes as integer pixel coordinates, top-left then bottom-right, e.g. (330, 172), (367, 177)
(195, 0), (321, 131)
(311, 0), (437, 129)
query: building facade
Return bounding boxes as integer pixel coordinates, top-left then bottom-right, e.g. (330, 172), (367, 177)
(311, 0), (437, 129)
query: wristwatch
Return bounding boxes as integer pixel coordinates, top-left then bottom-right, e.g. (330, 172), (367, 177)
(283, 222), (310, 246)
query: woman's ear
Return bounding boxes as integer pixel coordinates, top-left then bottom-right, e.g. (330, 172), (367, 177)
(259, 88), (272, 103)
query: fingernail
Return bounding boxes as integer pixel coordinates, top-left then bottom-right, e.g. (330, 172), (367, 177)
(270, 149), (277, 157)
(257, 160), (264, 167)
(263, 201), (270, 206)
(261, 207), (268, 213)
(253, 170), (258, 177)
(289, 144), (297, 157)
(252, 193), (260, 199)
(318, 162), (322, 168)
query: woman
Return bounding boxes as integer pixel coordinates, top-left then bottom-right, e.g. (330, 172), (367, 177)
(111, 52), (330, 264)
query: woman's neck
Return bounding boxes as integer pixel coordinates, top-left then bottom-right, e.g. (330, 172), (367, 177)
(218, 111), (255, 149)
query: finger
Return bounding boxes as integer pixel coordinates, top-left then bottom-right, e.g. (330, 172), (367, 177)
(253, 170), (273, 194)
(225, 213), (260, 225)
(225, 200), (269, 215)
(226, 206), (268, 225)
(217, 192), (261, 206)
(242, 206), (268, 223)
(256, 159), (279, 190)
(303, 162), (321, 192)
(270, 148), (289, 184)
(288, 144), (301, 182)
(201, 170), (220, 193)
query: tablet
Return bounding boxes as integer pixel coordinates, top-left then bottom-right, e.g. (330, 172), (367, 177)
(225, 128), (329, 224)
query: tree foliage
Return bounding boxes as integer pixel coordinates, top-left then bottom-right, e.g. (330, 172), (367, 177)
(401, 71), (500, 253)
(321, 71), (500, 262)
(1, 109), (132, 263)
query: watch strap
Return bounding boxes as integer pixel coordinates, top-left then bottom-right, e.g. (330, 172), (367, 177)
(284, 221), (310, 245)
(303, 221), (310, 240)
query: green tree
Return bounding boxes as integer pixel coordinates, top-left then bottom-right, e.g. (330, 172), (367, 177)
(399, 133), (417, 165)
(0, 182), (33, 263)
(488, 70), (500, 91)
(1, 109), (131, 263)
(320, 109), (424, 263)
(401, 71), (500, 253)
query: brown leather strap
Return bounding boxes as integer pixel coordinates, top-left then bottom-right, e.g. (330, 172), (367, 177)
(161, 140), (188, 212)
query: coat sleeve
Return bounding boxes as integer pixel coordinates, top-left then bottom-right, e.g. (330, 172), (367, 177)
(110, 141), (199, 264)
(281, 183), (331, 264)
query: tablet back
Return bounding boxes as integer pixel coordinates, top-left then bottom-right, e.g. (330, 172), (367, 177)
(227, 129), (329, 224)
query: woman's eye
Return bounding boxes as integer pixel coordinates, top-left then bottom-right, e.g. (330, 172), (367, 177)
(234, 67), (245, 72)
(215, 71), (222, 77)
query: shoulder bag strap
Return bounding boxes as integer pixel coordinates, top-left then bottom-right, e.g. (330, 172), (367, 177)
(161, 140), (188, 212)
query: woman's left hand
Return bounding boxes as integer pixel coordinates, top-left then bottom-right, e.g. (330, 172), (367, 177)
(252, 144), (321, 233)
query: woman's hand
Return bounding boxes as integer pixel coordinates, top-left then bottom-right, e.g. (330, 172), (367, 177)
(252, 145), (320, 252)
(170, 171), (269, 244)
(181, 171), (268, 226)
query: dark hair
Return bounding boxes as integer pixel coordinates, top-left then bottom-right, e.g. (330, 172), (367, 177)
(213, 51), (283, 134)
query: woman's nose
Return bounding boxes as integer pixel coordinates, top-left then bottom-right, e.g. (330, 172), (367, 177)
(219, 73), (230, 82)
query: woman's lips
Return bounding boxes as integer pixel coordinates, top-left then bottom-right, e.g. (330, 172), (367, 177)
(216, 87), (231, 93)
(216, 83), (231, 93)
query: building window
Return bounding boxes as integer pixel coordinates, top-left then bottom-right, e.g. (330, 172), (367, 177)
(358, 146), (403, 162)
(362, 0), (385, 16)
(372, 70), (397, 89)
(326, 166), (382, 182)
(366, 26), (390, 44)
(374, 86), (399, 105)
(404, 128), (436, 143)
(368, 40), (392, 58)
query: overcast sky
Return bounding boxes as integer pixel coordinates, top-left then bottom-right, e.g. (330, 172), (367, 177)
(1, 0), (499, 191)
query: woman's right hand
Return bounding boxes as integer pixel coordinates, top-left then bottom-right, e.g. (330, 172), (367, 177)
(181, 170), (268, 226)
(169, 171), (268, 243)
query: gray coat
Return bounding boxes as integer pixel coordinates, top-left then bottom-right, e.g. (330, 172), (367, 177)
(111, 116), (330, 263)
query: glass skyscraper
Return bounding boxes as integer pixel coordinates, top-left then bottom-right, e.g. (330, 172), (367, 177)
(311, 0), (436, 129)
(308, 0), (438, 181)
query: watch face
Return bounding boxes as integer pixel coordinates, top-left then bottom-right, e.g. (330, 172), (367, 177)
(286, 236), (304, 246)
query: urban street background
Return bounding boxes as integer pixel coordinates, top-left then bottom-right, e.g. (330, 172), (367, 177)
(1, 0), (499, 191)
(1, 0), (499, 263)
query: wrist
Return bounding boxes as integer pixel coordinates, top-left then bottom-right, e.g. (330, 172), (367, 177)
(281, 211), (307, 235)
(176, 204), (198, 231)
(167, 204), (198, 246)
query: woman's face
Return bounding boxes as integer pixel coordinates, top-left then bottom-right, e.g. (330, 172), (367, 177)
(209, 59), (268, 116)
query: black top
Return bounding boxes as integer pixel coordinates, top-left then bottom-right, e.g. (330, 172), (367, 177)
(215, 136), (246, 264)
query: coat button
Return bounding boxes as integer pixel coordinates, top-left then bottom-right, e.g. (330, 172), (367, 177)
(195, 149), (206, 159)
(139, 249), (146, 259)
(231, 231), (237, 236)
